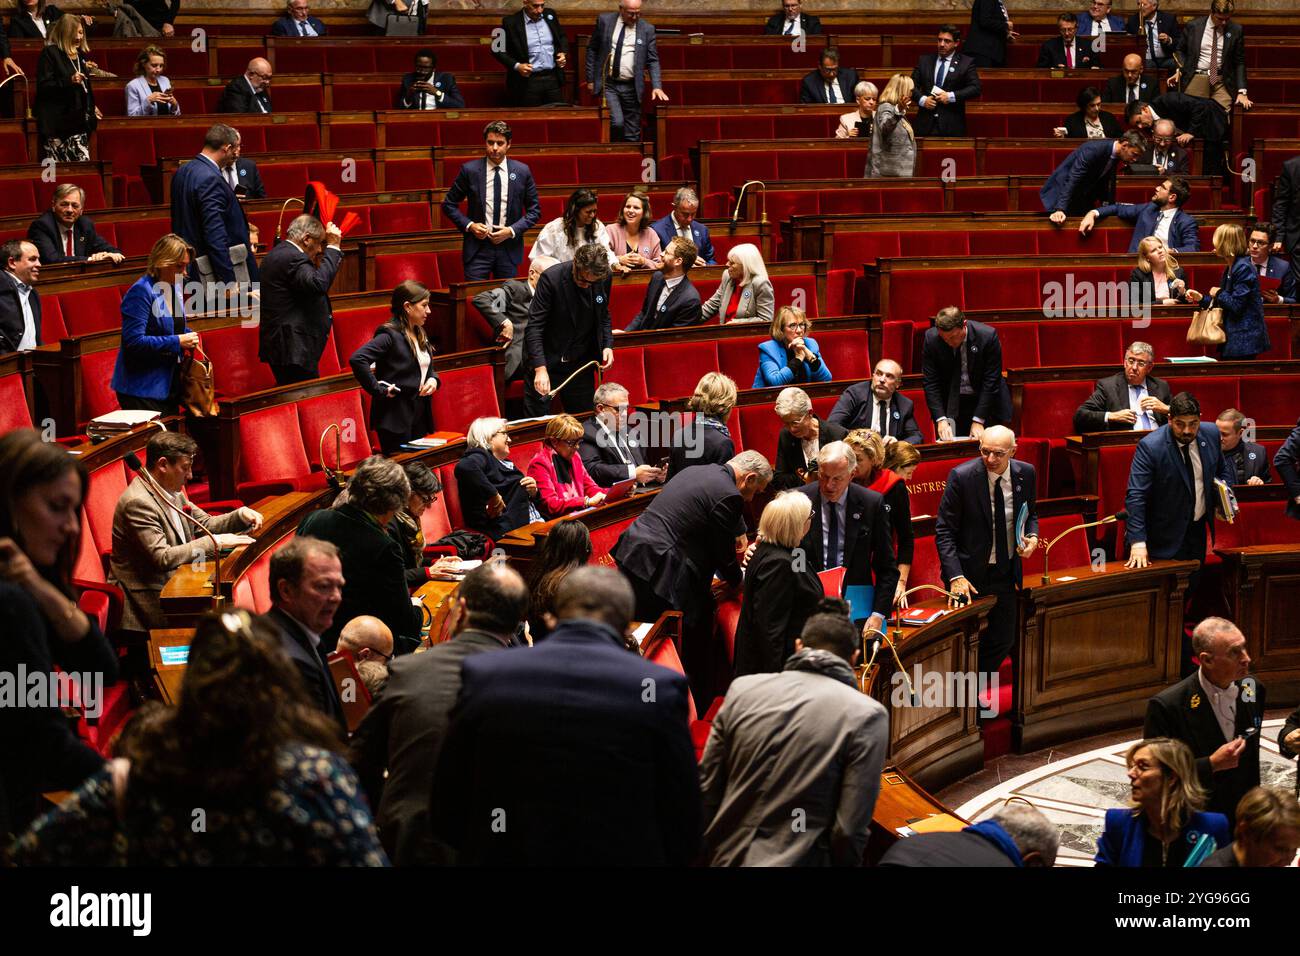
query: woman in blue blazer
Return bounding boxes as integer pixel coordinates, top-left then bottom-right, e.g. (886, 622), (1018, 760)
(111, 234), (199, 413)
(1190, 224), (1270, 360)
(754, 306), (833, 388)
(1095, 738), (1230, 867)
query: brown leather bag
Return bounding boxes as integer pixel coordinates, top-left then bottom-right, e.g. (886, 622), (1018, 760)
(178, 347), (218, 417)
(1186, 297), (1225, 346)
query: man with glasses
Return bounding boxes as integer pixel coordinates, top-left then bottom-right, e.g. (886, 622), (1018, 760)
(524, 243), (614, 416)
(217, 58), (273, 114)
(764, 0), (822, 36)
(1138, 118), (1189, 174)
(1073, 341), (1172, 432)
(800, 48), (857, 105)
(935, 425), (1039, 678)
(336, 616), (393, 696)
(586, 0), (668, 143)
(580, 381), (666, 486)
(1077, 0), (1124, 36)
(827, 359), (925, 444)
(495, 0), (569, 107)
(1245, 222), (1297, 305)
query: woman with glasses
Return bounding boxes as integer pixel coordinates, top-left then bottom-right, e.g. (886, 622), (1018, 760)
(755, 305), (833, 388)
(455, 416), (542, 540)
(771, 385), (846, 491)
(528, 414), (608, 517)
(387, 462), (462, 586)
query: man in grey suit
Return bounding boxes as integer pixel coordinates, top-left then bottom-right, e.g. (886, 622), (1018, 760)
(470, 254), (556, 381)
(109, 432), (261, 636)
(350, 562), (529, 866)
(256, 214), (343, 386)
(585, 0), (668, 142)
(1072, 341), (1172, 433)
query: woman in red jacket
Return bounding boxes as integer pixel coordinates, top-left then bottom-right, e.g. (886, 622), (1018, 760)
(527, 414), (608, 517)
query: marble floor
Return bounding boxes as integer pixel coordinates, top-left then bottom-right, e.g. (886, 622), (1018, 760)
(938, 715), (1299, 867)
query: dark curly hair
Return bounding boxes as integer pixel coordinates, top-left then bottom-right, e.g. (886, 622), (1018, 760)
(561, 187), (601, 246)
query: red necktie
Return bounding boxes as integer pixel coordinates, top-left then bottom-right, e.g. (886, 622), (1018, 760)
(1066, 43), (1074, 69)
(65, 229), (73, 257)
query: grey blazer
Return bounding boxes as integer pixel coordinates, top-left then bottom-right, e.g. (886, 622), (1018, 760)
(700, 276), (774, 326)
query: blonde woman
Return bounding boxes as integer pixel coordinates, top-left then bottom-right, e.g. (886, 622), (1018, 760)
(755, 305), (832, 387)
(1095, 738), (1230, 867)
(34, 15), (100, 161)
(670, 371), (737, 476)
(1129, 236), (1188, 307)
(836, 80), (877, 139)
(700, 243), (773, 325)
(846, 429), (914, 609)
(527, 414), (608, 517)
(1187, 222), (1270, 360)
(867, 73), (915, 178)
(605, 191), (663, 271)
(733, 491), (824, 676)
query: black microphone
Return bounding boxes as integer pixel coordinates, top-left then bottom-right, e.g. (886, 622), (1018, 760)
(1113, 510), (1128, 522)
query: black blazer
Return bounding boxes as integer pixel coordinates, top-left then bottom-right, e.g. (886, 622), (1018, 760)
(348, 323), (439, 438)
(799, 67), (859, 104)
(217, 75), (272, 114)
(965, 0), (1011, 67)
(1036, 36), (1101, 70)
(1073, 369), (1173, 432)
(874, 476), (915, 565)
(1150, 92), (1228, 144)
(261, 605), (347, 735)
(579, 414), (649, 487)
(126, 0), (179, 32)
(1222, 440), (1269, 484)
(910, 52), (981, 137)
(295, 502), (422, 653)
(1127, 265), (1188, 306)
(232, 157), (265, 199)
(27, 209), (119, 265)
(7, 6), (61, 41)
(1063, 108), (1122, 139)
(935, 456), (1039, 587)
(797, 480), (898, 619)
(396, 71), (466, 110)
(524, 260), (613, 372)
(493, 8), (568, 102)
(350, 629), (512, 865)
(669, 417), (734, 479)
(763, 11), (822, 35)
(921, 319), (1010, 430)
(625, 273), (703, 331)
(34, 45), (96, 141)
(612, 461), (746, 611)
(1126, 11), (1182, 62)
(1281, 704), (1300, 757)
(258, 240), (342, 369)
(471, 276), (532, 381)
(1176, 16), (1246, 97)
(1274, 416), (1300, 521)
(1140, 142), (1190, 175)
(0, 269), (41, 354)
(772, 417), (847, 491)
(1102, 73), (1155, 104)
(1272, 156), (1300, 256)
(733, 542), (825, 676)
(827, 381), (925, 443)
(1145, 671), (1264, 824)
(454, 446), (534, 541)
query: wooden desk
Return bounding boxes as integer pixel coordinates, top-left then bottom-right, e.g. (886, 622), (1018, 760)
(866, 764), (969, 865)
(412, 578), (461, 646)
(494, 489), (661, 579)
(1015, 559), (1199, 751)
(1216, 544), (1300, 700)
(148, 627), (194, 705)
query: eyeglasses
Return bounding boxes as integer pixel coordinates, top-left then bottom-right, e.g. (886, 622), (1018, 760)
(1124, 356), (1153, 368)
(557, 438), (582, 449)
(979, 447), (1011, 459)
(783, 411), (812, 427)
(1247, 237), (1269, 246)
(416, 492), (437, 508)
(785, 322), (809, 332)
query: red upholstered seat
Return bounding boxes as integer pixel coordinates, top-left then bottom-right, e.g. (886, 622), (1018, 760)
(1238, 375), (1300, 425)
(604, 346), (647, 404)
(814, 330), (868, 382)
(83, 461), (129, 568)
(36, 175), (103, 210)
(0, 178), (36, 215)
(1017, 380), (1091, 440)
(1018, 513), (1091, 578)
(882, 321), (913, 372)
(1038, 320), (1123, 366)
(436, 462), (465, 530)
(736, 404), (778, 462)
(1143, 318), (1206, 361)
(1164, 376), (1239, 418)
(993, 322), (1039, 368)
(201, 325), (277, 399)
(333, 306), (391, 368)
(1095, 445), (1138, 519)
(888, 270), (961, 320)
(55, 286), (122, 337)
(113, 218), (168, 257)
(0, 372), (32, 432)
(258, 162), (311, 198)
(881, 186), (945, 213)
(238, 404), (313, 494)
(898, 387), (931, 440)
(905, 457), (959, 519)
(235, 535), (296, 614)
(431, 366), (499, 433)
(716, 336), (764, 384)
(375, 252), (441, 290)
(420, 493), (453, 543)
(769, 275), (819, 317)
(609, 282), (647, 330)
(825, 269), (855, 316)
(908, 533), (944, 589)
(644, 342), (719, 400)
(901, 231), (970, 259)
(79, 350), (120, 425)
(369, 202), (433, 235)
(297, 390), (373, 471)
(643, 633), (699, 725)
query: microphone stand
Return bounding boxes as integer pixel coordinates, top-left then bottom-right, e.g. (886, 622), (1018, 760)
(319, 423), (344, 494)
(1040, 512), (1122, 584)
(275, 197), (305, 242)
(731, 180), (767, 226)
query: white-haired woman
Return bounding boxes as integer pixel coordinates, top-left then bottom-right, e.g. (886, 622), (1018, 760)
(836, 80), (877, 139)
(454, 417), (541, 540)
(699, 242), (773, 325)
(733, 491), (824, 676)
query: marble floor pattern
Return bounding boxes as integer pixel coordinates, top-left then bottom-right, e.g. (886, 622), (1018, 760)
(953, 719), (1298, 867)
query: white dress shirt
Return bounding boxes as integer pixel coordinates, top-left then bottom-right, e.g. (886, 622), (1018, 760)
(1195, 24), (1223, 73)
(612, 23), (636, 81)
(1128, 382), (1153, 430)
(986, 468), (1014, 563)
(292, 18), (318, 37)
(1198, 668), (1238, 743)
(14, 281), (36, 351)
(782, 16), (802, 36)
(246, 75), (269, 113)
(824, 80), (842, 104)
(597, 418), (637, 480)
(670, 213), (692, 239)
(484, 157), (509, 231)
(1153, 207), (1177, 244)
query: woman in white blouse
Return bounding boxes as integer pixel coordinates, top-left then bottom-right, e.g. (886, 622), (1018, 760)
(528, 187), (621, 270)
(125, 46), (179, 117)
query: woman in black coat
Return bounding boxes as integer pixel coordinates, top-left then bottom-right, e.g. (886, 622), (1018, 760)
(734, 491), (825, 677)
(669, 371), (737, 479)
(454, 416), (542, 541)
(349, 280), (441, 454)
(33, 15), (99, 162)
(771, 385), (847, 491)
(9, 0), (82, 39)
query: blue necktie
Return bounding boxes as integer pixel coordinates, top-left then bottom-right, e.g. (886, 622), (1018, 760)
(935, 57), (948, 88)
(784, 20), (794, 35)
(1134, 386), (1152, 429)
(491, 165), (503, 228)
(826, 500), (841, 569)
(994, 476), (1009, 565)
(299, 20), (307, 36)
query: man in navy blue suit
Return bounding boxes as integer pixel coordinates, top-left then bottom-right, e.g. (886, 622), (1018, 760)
(396, 50), (465, 110)
(271, 0), (326, 36)
(430, 566), (701, 865)
(1042, 131), (1146, 222)
(827, 359), (925, 444)
(921, 307), (1010, 442)
(1078, 175), (1200, 253)
(1127, 0), (1181, 71)
(935, 426), (1039, 676)
(1273, 415), (1300, 522)
(440, 120), (541, 282)
(585, 0), (668, 143)
(169, 124), (258, 285)
(650, 187), (716, 266)
(799, 48), (858, 105)
(1076, 0), (1126, 35)
(910, 25), (982, 138)
(1246, 222), (1298, 305)
(622, 237), (701, 332)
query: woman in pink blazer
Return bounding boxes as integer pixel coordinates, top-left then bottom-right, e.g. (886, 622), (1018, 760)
(605, 190), (663, 271)
(527, 414), (609, 517)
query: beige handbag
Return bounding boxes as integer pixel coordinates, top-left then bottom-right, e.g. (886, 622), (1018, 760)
(179, 347), (219, 417)
(1187, 296), (1225, 346)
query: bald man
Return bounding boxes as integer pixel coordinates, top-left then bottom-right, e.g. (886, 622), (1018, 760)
(338, 615), (394, 697)
(218, 58), (274, 114)
(1103, 54), (1154, 104)
(827, 359), (925, 443)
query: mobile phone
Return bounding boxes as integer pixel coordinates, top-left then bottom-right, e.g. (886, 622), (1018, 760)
(805, 458), (819, 474)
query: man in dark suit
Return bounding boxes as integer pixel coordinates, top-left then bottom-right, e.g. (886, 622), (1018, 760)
(256, 214), (343, 386)
(650, 187), (716, 266)
(1145, 616), (1264, 825)
(1103, 54), (1155, 104)
(764, 0), (821, 36)
(396, 49), (465, 110)
(1275, 415), (1300, 521)
(827, 358), (925, 444)
(350, 562), (528, 866)
(796, 441), (897, 635)
(1041, 131), (1146, 222)
(1076, 0), (1125, 35)
(1271, 156), (1300, 276)
(800, 48), (857, 105)
(965, 0), (1016, 69)
(1037, 13), (1102, 70)
(217, 58), (273, 114)
(260, 536), (348, 734)
(430, 566), (701, 865)
(0, 239), (42, 355)
(523, 244), (614, 416)
(911, 25), (981, 137)
(169, 124), (258, 284)
(935, 426), (1040, 676)
(1127, 0), (1182, 71)
(272, 0), (326, 36)
(580, 381), (666, 487)
(1138, 118), (1190, 175)
(922, 306), (1010, 442)
(494, 0), (568, 107)
(229, 154), (265, 200)
(27, 184), (122, 266)
(771, 386), (847, 491)
(1215, 407), (1269, 484)
(879, 803), (1059, 866)
(471, 254), (556, 382)
(586, 0), (667, 143)
(441, 119), (541, 282)
(1170, 1), (1250, 113)
(1246, 222), (1298, 305)
(1073, 341), (1173, 432)
(622, 237), (701, 331)
(1079, 175), (1200, 253)
(1128, 93), (1229, 177)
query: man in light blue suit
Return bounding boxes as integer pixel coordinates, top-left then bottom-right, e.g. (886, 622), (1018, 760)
(1078, 175), (1200, 253)
(168, 124), (258, 284)
(650, 187), (716, 266)
(1042, 132), (1146, 223)
(585, 0), (667, 142)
